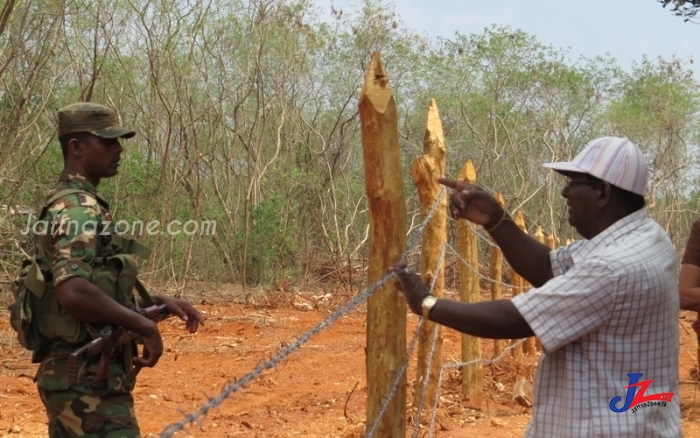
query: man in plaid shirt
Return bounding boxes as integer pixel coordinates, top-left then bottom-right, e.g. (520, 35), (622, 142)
(392, 136), (681, 437)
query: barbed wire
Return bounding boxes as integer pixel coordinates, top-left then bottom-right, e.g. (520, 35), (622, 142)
(367, 236), (534, 438)
(411, 244), (447, 438)
(160, 185), (537, 437)
(427, 338), (528, 438)
(159, 270), (394, 437)
(411, 321), (441, 438)
(364, 319), (424, 438)
(400, 186), (447, 268)
(445, 242), (518, 289)
(160, 187), (447, 437)
(366, 240), (446, 438)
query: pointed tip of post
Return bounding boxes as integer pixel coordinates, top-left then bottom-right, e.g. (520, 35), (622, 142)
(466, 160), (476, 181)
(458, 160), (477, 183)
(365, 51), (388, 89)
(427, 98), (439, 117)
(425, 98), (442, 133)
(495, 192), (505, 206)
(359, 51), (392, 112)
(423, 98), (445, 157)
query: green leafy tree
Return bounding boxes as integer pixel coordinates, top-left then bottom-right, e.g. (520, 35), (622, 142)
(407, 25), (618, 243)
(605, 55), (700, 248)
(659, 0), (700, 21)
(2, 0), (700, 293)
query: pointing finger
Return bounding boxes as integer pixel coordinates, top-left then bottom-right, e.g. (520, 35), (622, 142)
(437, 178), (463, 191)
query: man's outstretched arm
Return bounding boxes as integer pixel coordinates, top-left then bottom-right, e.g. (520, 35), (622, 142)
(390, 262), (534, 339)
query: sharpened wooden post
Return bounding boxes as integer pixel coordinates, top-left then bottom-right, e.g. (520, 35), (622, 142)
(491, 193), (505, 357)
(522, 226), (546, 355)
(457, 160), (482, 409)
(537, 233), (557, 352)
(411, 98), (447, 417)
(531, 226), (547, 353)
(534, 226), (544, 243)
(510, 210), (526, 360)
(360, 51), (407, 438)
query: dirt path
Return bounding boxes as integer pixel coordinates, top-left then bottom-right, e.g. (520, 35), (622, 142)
(2, 293), (700, 437)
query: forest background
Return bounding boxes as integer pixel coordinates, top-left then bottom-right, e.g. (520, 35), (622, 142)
(1, 0), (699, 293)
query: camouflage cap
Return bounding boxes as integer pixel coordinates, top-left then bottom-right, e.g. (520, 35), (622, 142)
(57, 102), (136, 139)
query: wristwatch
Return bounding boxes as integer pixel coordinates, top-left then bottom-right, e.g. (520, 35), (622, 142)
(421, 295), (438, 319)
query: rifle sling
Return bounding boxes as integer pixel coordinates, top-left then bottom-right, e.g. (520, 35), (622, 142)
(134, 279), (155, 307)
(108, 234), (152, 260)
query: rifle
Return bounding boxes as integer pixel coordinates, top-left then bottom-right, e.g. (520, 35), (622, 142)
(66, 304), (172, 386)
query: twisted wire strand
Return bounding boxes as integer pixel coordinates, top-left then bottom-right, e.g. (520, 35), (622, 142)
(400, 186), (447, 269)
(160, 187), (447, 437)
(160, 273), (392, 438)
(445, 242), (517, 289)
(411, 322), (441, 438)
(364, 318), (424, 438)
(160, 184), (531, 438)
(411, 244), (447, 438)
(427, 338), (528, 438)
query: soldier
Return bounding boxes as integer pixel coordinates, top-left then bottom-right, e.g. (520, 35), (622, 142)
(32, 102), (205, 437)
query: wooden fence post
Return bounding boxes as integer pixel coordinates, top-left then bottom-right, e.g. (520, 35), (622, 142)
(510, 210), (526, 360)
(457, 160), (482, 409)
(359, 51), (407, 438)
(540, 233), (559, 352)
(412, 98), (447, 417)
(491, 193), (505, 357)
(522, 226), (547, 355)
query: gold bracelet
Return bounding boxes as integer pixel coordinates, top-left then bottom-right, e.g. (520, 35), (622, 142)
(487, 210), (508, 233)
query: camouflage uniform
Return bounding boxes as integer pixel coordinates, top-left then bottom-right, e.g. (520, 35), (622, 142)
(34, 103), (141, 437)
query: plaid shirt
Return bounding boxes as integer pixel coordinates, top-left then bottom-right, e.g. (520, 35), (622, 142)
(512, 209), (681, 437)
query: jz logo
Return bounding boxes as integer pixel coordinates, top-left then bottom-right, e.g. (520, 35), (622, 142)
(609, 373), (674, 413)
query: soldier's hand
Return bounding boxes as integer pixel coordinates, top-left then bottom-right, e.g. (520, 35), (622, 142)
(156, 295), (205, 334)
(132, 321), (163, 368)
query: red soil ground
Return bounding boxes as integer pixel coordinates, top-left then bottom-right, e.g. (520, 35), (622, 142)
(2, 285), (700, 437)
